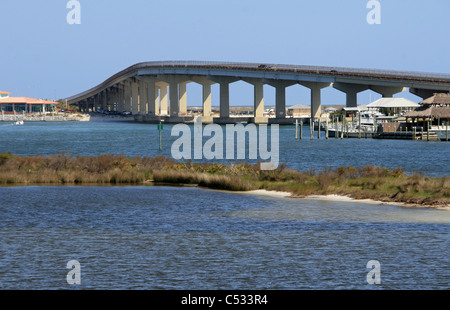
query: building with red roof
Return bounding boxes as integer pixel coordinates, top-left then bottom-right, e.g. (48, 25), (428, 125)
(0, 92), (57, 113)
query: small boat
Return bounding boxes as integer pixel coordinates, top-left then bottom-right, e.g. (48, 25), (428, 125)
(327, 125), (376, 138)
(430, 126), (450, 141)
(14, 120), (24, 125)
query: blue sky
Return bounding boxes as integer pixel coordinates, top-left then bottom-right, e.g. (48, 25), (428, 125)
(1, 0), (449, 106)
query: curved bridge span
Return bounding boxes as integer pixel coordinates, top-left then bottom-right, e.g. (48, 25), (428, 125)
(66, 61), (450, 123)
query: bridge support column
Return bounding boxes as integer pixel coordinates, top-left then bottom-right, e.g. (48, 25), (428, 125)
(138, 81), (148, 115)
(370, 86), (406, 98)
(118, 85), (125, 111)
(101, 90), (107, 111)
(189, 76), (216, 123)
(220, 83), (230, 119)
(169, 82), (179, 117)
(157, 75), (191, 118)
(147, 81), (158, 116)
(409, 88), (446, 100)
(78, 100), (84, 112)
(333, 83), (369, 108)
(274, 84), (286, 119)
(208, 76), (239, 121)
(110, 87), (118, 111)
(86, 97), (92, 112)
(82, 100), (87, 112)
(158, 83), (168, 115)
(93, 94), (99, 112)
(202, 84), (213, 123)
(86, 97), (91, 112)
(265, 80), (297, 119)
(243, 78), (267, 124)
(298, 82), (331, 121)
(137, 77), (161, 116)
(124, 80), (132, 112)
(179, 82), (189, 116)
(253, 81), (266, 123)
(106, 88), (112, 111)
(131, 79), (140, 115)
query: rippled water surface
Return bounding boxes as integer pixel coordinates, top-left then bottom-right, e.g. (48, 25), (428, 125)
(0, 122), (448, 290)
(0, 186), (448, 290)
(0, 121), (449, 176)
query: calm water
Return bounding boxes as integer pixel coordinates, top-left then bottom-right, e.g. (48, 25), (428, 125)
(0, 121), (448, 290)
(0, 121), (449, 176)
(0, 186), (448, 290)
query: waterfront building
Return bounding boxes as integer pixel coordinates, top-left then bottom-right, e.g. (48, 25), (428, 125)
(0, 92), (57, 113)
(366, 97), (420, 116)
(405, 93), (450, 125)
(287, 104), (310, 118)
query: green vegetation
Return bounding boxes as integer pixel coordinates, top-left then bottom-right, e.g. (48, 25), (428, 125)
(0, 152), (448, 207)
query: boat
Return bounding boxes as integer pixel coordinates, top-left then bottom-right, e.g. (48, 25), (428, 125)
(325, 110), (383, 138)
(430, 126), (450, 141)
(359, 111), (385, 125)
(327, 124), (376, 138)
(14, 120), (24, 125)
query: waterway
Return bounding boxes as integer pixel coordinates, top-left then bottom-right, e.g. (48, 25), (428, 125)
(0, 121), (448, 290)
(0, 186), (448, 290)
(0, 121), (449, 176)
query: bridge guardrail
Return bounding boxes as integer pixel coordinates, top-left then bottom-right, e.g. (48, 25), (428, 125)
(65, 61), (450, 102)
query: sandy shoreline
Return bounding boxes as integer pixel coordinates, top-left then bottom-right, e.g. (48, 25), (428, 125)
(246, 189), (450, 210)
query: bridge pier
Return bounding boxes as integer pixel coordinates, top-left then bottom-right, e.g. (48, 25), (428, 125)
(370, 86), (406, 97)
(243, 78), (267, 124)
(92, 94), (98, 112)
(131, 79), (140, 115)
(208, 76), (239, 121)
(189, 76), (216, 123)
(101, 89), (108, 111)
(156, 75), (191, 118)
(333, 83), (369, 107)
(124, 80), (132, 113)
(409, 88), (447, 99)
(241, 78), (262, 121)
(142, 79), (158, 116)
(298, 81), (330, 121)
(136, 77), (165, 117)
(110, 87), (119, 111)
(179, 81), (189, 115)
(158, 83), (169, 116)
(138, 80), (148, 115)
(265, 80), (297, 120)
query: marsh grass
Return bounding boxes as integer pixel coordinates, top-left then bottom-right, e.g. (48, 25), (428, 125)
(0, 153), (448, 206)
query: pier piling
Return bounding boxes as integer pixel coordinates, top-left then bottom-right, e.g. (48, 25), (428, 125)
(446, 122), (449, 142)
(300, 120), (303, 140)
(358, 113), (361, 139)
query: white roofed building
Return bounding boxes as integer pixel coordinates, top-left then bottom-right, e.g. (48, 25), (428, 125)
(366, 98), (419, 116)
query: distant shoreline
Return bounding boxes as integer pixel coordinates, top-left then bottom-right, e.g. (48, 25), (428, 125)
(0, 113), (135, 122)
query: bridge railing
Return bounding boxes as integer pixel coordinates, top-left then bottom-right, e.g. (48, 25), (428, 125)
(132, 60), (450, 80)
(66, 61), (450, 102)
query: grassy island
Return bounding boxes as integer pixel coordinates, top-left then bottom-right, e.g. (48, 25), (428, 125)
(0, 152), (448, 207)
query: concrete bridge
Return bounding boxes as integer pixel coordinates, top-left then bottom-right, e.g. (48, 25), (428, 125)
(65, 61), (450, 124)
